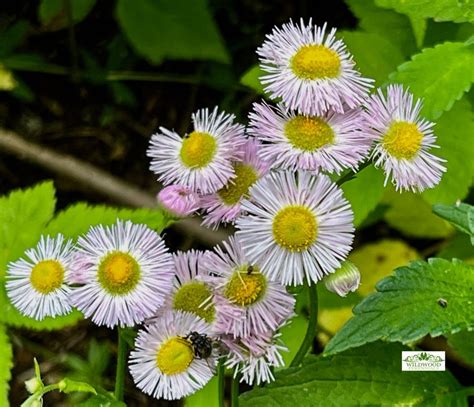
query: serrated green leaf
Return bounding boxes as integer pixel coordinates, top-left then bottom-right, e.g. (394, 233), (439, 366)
(390, 41), (474, 119)
(339, 30), (405, 84)
(433, 202), (474, 243)
(240, 65), (264, 94)
(324, 259), (474, 355)
(375, 0), (474, 23)
(447, 330), (474, 366)
(341, 164), (385, 226)
(0, 324), (12, 406)
(58, 378), (97, 395)
(422, 99), (474, 204)
(115, 0), (229, 64)
(383, 189), (453, 238)
(38, 0), (97, 31)
(241, 342), (470, 407)
(44, 202), (170, 239)
(345, 0), (416, 56)
(185, 376), (218, 407)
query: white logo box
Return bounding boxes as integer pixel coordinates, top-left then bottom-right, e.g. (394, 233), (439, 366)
(402, 351), (445, 371)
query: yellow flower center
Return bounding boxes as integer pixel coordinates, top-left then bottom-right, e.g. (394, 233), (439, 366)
(30, 260), (64, 294)
(224, 266), (267, 306)
(272, 206), (318, 252)
(217, 163), (259, 205)
(284, 116), (335, 151)
(291, 45), (341, 80)
(383, 121), (423, 160)
(98, 251), (140, 295)
(180, 131), (217, 168)
(156, 337), (194, 375)
(173, 281), (215, 322)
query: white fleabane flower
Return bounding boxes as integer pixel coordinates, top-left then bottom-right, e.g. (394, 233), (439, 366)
(129, 311), (218, 400)
(248, 101), (371, 173)
(147, 107), (246, 194)
(363, 84), (446, 192)
(257, 19), (373, 116)
(6, 234), (74, 320)
(236, 171), (354, 286)
(72, 220), (173, 328)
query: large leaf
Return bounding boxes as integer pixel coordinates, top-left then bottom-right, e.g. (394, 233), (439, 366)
(341, 164), (385, 227)
(375, 0), (474, 23)
(240, 65), (265, 94)
(422, 99), (474, 204)
(115, 0), (229, 64)
(184, 376), (219, 407)
(39, 0), (97, 31)
(240, 342), (471, 407)
(0, 324), (12, 407)
(448, 331), (474, 366)
(390, 40), (474, 120)
(433, 202), (474, 243)
(325, 259), (474, 355)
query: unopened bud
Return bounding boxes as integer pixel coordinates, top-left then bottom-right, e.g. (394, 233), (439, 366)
(25, 377), (42, 394)
(324, 261), (360, 297)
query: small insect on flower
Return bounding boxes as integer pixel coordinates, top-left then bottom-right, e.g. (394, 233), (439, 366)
(72, 220), (174, 328)
(363, 84), (446, 192)
(147, 107), (246, 194)
(6, 234), (75, 320)
(157, 184), (200, 218)
(257, 19), (373, 116)
(129, 311), (218, 400)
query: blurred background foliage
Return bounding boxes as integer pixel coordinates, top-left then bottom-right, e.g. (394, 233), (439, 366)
(0, 0), (473, 405)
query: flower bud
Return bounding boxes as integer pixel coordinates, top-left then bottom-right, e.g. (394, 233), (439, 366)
(324, 261), (360, 297)
(25, 377), (42, 394)
(157, 185), (200, 217)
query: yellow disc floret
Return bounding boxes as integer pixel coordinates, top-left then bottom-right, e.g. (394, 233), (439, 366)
(218, 163), (258, 205)
(98, 251), (140, 295)
(284, 115), (334, 151)
(180, 131), (217, 168)
(30, 260), (64, 294)
(383, 121), (423, 160)
(224, 266), (267, 306)
(156, 337), (194, 375)
(272, 206), (318, 252)
(291, 45), (341, 80)
(173, 281), (215, 322)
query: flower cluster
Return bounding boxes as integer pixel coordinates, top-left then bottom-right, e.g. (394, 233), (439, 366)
(5, 18), (446, 402)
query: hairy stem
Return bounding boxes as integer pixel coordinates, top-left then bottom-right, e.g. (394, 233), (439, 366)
(290, 284), (318, 367)
(218, 359), (225, 407)
(114, 328), (127, 401)
(231, 373), (240, 407)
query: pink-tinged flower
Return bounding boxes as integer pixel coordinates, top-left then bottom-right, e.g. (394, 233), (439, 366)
(324, 260), (360, 297)
(147, 107), (246, 194)
(72, 220), (174, 328)
(236, 170), (354, 286)
(200, 139), (270, 229)
(222, 329), (287, 385)
(6, 234), (74, 320)
(248, 101), (371, 173)
(257, 19), (373, 116)
(129, 311), (218, 400)
(204, 236), (295, 337)
(362, 85), (446, 192)
(157, 185), (200, 217)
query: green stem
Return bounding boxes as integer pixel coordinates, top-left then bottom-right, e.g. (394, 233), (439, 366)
(114, 328), (127, 402)
(290, 284), (318, 367)
(217, 359), (225, 407)
(231, 373), (240, 407)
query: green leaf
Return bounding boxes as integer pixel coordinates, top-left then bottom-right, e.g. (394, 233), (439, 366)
(437, 234), (474, 260)
(241, 342), (471, 407)
(115, 0), (229, 64)
(39, 0), (97, 31)
(44, 202), (170, 239)
(375, 0), (474, 23)
(341, 164), (385, 226)
(78, 394), (125, 407)
(448, 330), (474, 366)
(422, 100), (474, 204)
(185, 376), (219, 407)
(390, 41), (474, 119)
(409, 15), (427, 47)
(383, 189), (453, 238)
(339, 31), (405, 84)
(0, 20), (30, 57)
(278, 316), (307, 367)
(345, 0), (416, 56)
(433, 202), (474, 243)
(0, 324), (12, 407)
(240, 65), (264, 94)
(58, 378), (97, 395)
(324, 258), (474, 355)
